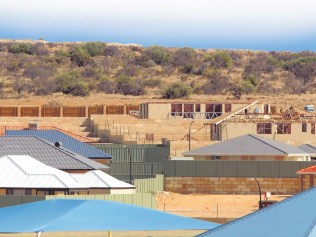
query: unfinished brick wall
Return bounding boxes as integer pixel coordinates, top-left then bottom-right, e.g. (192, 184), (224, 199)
(165, 177), (300, 195)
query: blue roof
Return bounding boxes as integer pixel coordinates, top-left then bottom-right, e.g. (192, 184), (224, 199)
(6, 130), (111, 159)
(0, 199), (219, 232)
(197, 187), (316, 237)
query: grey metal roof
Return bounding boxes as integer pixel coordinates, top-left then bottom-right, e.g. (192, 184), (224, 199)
(6, 130), (112, 159)
(197, 187), (316, 237)
(184, 134), (309, 156)
(0, 136), (108, 170)
(298, 144), (316, 155)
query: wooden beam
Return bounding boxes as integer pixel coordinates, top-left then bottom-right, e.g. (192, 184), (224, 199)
(205, 100), (259, 125)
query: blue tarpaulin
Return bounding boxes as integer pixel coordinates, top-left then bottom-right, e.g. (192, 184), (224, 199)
(0, 199), (219, 233)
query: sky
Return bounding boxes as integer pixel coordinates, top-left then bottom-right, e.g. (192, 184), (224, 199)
(0, 0), (315, 51)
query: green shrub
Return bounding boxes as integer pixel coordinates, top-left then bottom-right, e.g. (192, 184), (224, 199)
(241, 81), (256, 94)
(84, 42), (106, 57)
(55, 71), (89, 96)
(162, 82), (192, 99)
(115, 75), (145, 95)
(204, 51), (232, 68)
(69, 46), (90, 67)
(9, 43), (33, 54)
(98, 77), (116, 94)
(145, 46), (170, 65)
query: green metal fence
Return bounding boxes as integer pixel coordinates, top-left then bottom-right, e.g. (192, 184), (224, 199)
(108, 162), (164, 182)
(134, 174), (164, 193)
(164, 160), (316, 178)
(0, 193), (157, 209)
(92, 144), (170, 162)
(46, 193), (157, 209)
(0, 196), (44, 208)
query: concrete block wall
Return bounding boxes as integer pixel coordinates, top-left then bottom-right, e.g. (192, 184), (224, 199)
(165, 177), (300, 195)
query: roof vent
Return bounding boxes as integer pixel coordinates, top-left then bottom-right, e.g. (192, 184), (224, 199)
(55, 141), (62, 148)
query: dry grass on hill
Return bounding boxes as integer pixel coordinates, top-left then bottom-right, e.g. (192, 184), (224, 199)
(0, 93), (316, 108)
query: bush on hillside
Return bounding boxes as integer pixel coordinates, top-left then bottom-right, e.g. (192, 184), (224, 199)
(9, 43), (33, 54)
(204, 51), (232, 68)
(84, 42), (106, 57)
(162, 82), (192, 99)
(115, 75), (145, 96)
(69, 46), (90, 67)
(55, 71), (89, 96)
(145, 46), (170, 65)
(203, 72), (231, 94)
(97, 76), (116, 94)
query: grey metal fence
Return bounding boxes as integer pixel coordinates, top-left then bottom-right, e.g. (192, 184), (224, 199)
(108, 162), (164, 182)
(164, 160), (316, 178)
(92, 144), (170, 163)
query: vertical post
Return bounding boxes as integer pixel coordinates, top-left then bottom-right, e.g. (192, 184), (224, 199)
(252, 178), (262, 209)
(124, 146), (132, 184)
(189, 120), (195, 151)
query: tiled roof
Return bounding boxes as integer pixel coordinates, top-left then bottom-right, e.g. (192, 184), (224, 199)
(0, 136), (108, 170)
(184, 134), (309, 156)
(297, 165), (316, 174)
(197, 187), (316, 237)
(6, 130), (111, 159)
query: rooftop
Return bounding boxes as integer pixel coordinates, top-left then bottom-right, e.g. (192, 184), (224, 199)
(184, 134), (309, 157)
(0, 136), (108, 170)
(0, 155), (131, 189)
(6, 130), (111, 159)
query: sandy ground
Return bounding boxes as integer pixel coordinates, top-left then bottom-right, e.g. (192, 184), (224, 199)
(155, 192), (291, 220)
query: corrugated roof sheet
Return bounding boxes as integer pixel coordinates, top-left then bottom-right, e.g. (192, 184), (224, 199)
(6, 130), (111, 159)
(298, 144), (316, 155)
(197, 187), (316, 237)
(184, 134), (309, 156)
(0, 155), (131, 189)
(0, 136), (107, 170)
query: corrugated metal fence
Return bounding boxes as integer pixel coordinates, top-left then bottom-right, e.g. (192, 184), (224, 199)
(135, 174), (164, 193)
(108, 162), (164, 181)
(0, 196), (44, 208)
(92, 144), (170, 163)
(0, 193), (157, 209)
(164, 160), (316, 178)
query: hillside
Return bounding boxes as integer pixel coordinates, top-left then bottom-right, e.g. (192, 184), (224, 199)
(0, 40), (315, 100)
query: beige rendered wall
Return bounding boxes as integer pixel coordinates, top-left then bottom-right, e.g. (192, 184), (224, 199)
(148, 104), (171, 119)
(165, 177), (299, 195)
(224, 122), (316, 146)
(110, 188), (136, 194)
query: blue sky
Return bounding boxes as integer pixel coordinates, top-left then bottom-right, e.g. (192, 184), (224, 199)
(1, 0), (315, 51)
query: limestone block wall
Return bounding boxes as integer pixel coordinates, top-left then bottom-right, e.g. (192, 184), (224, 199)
(165, 177), (300, 195)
